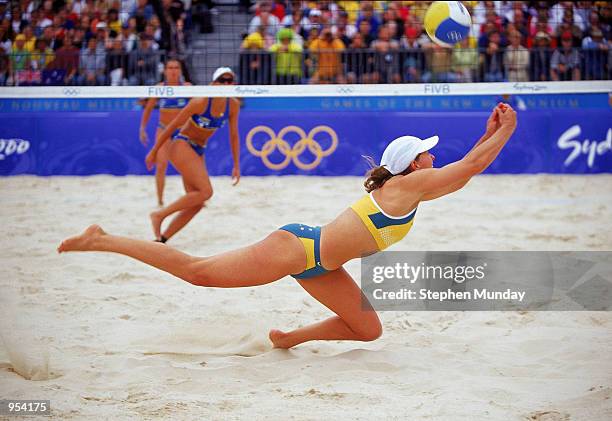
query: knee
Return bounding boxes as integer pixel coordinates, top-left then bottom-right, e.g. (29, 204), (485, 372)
(195, 188), (213, 204)
(355, 316), (383, 342)
(190, 202), (205, 214)
(186, 259), (212, 286)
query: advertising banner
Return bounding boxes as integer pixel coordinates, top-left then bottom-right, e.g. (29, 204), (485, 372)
(1, 97), (610, 176)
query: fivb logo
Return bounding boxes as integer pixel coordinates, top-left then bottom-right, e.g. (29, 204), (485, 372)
(424, 84), (450, 94)
(557, 125), (611, 168)
(446, 31), (463, 42)
(147, 86), (175, 97)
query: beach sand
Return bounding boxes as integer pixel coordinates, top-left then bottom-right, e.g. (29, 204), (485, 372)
(1, 175), (611, 420)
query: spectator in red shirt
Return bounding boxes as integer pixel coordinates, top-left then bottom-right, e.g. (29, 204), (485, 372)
(480, 8), (502, 35)
(270, 0), (285, 22)
(52, 34), (79, 85)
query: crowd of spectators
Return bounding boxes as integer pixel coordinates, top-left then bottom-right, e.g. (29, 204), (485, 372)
(0, 0), (192, 86)
(1, 1), (610, 86)
(239, 0), (611, 84)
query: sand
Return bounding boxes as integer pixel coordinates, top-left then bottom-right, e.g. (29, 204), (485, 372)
(1, 175), (611, 420)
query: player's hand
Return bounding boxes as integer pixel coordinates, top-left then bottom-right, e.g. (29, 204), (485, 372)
(498, 103), (517, 129)
(231, 166), (241, 186)
(145, 149), (157, 171)
(485, 104), (502, 135)
(139, 128), (149, 146)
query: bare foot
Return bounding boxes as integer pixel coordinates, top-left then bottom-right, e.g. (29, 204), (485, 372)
(269, 329), (293, 349)
(58, 224), (106, 253)
(150, 210), (164, 241)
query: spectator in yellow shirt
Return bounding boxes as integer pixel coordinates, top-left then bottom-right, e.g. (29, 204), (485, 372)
(452, 37), (478, 82)
(337, 1), (361, 23)
(30, 38), (55, 71)
(22, 25), (37, 52)
(240, 26), (271, 84)
(9, 34), (31, 84)
(108, 8), (122, 35)
(308, 27), (346, 83)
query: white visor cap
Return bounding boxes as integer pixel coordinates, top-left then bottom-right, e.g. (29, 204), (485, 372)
(212, 66), (235, 82)
(380, 135), (439, 175)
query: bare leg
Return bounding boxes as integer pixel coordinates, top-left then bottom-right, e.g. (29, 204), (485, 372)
(161, 173), (211, 241)
(150, 142), (212, 240)
(58, 225), (306, 287)
(269, 268), (382, 348)
(154, 135), (171, 206)
(161, 205), (203, 241)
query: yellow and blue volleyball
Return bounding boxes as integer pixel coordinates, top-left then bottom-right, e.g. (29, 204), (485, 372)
(424, 1), (472, 47)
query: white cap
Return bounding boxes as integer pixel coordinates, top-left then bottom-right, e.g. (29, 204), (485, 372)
(212, 67), (235, 82)
(380, 135), (439, 174)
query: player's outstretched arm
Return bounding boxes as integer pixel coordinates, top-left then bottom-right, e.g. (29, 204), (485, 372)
(409, 104), (517, 200)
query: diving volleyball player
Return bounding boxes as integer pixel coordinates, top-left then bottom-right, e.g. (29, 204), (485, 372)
(59, 104), (517, 349)
(139, 59), (192, 206)
(144, 67), (241, 243)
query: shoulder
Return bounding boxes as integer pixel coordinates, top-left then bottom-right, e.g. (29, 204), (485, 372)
(396, 168), (448, 195)
(229, 97), (241, 112)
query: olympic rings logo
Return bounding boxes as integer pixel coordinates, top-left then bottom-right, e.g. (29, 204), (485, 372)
(336, 86), (355, 94)
(62, 88), (81, 96)
(246, 125), (338, 170)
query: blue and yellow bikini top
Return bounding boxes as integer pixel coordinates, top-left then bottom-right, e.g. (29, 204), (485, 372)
(158, 83), (189, 109)
(189, 98), (230, 130)
(350, 192), (417, 251)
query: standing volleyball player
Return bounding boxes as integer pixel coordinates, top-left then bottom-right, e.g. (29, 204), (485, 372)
(145, 67), (241, 243)
(139, 59), (192, 206)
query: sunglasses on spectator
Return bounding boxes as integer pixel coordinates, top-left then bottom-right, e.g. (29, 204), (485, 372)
(217, 77), (234, 84)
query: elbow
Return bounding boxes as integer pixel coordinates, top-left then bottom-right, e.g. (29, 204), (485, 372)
(474, 158), (489, 174)
(474, 162), (488, 174)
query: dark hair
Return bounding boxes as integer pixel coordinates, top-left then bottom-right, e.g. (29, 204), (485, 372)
(362, 155), (415, 193)
(363, 151), (427, 192)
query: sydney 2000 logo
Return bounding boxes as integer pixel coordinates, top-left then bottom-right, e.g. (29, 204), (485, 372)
(0, 138), (30, 160)
(557, 125), (611, 168)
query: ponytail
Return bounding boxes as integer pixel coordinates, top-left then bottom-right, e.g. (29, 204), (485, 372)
(363, 156), (395, 193)
(362, 155), (416, 193)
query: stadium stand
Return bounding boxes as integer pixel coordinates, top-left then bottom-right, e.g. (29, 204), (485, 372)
(0, 0), (609, 86)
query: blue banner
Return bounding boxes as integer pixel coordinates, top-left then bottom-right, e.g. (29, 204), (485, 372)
(0, 93), (608, 113)
(1, 102), (610, 176)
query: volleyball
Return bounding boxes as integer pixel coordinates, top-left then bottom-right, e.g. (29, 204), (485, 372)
(424, 1), (472, 47)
